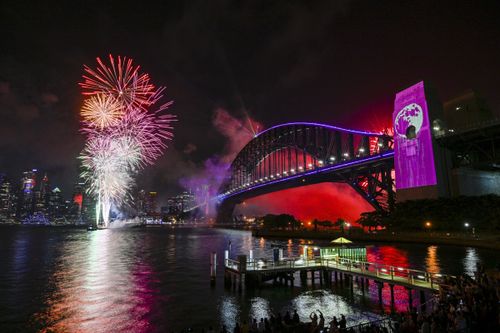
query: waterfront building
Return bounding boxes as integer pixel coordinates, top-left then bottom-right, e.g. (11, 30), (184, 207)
(0, 175), (17, 223)
(145, 191), (158, 217)
(48, 187), (66, 221)
(167, 191), (196, 214)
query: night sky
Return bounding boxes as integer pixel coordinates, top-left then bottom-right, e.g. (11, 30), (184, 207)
(1, 0), (500, 206)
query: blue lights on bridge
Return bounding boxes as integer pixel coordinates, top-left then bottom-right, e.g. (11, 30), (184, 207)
(217, 151), (394, 202)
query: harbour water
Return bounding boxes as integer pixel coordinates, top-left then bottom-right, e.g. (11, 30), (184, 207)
(0, 226), (497, 332)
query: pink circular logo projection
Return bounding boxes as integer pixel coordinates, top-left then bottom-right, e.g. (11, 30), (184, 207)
(394, 103), (423, 138)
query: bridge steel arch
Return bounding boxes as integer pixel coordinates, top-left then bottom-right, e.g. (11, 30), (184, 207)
(216, 122), (395, 223)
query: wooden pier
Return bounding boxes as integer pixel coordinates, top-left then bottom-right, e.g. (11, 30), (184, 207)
(224, 255), (452, 309)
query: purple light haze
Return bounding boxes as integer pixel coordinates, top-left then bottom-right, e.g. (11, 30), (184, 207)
(393, 81), (437, 190)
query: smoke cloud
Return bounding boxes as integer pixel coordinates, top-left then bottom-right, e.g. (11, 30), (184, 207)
(179, 108), (263, 216)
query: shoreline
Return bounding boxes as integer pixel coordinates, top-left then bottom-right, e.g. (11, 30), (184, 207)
(239, 228), (500, 250)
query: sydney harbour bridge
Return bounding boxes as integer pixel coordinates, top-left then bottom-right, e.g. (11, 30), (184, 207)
(215, 81), (500, 223)
(216, 122), (395, 223)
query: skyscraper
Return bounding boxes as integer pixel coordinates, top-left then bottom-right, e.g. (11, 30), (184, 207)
(18, 169), (38, 219)
(0, 175), (16, 223)
(34, 173), (50, 215)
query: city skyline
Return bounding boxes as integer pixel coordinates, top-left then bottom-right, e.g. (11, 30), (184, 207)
(2, 1), (500, 201)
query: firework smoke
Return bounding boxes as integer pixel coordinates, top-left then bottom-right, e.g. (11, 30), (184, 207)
(79, 55), (176, 227)
(180, 109), (262, 217)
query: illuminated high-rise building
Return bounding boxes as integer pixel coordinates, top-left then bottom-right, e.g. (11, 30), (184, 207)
(145, 191), (158, 217)
(18, 169), (38, 218)
(48, 187), (65, 220)
(34, 173), (50, 215)
(0, 175), (16, 223)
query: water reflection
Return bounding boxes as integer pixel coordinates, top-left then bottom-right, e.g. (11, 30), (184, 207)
(292, 290), (382, 325)
(249, 297), (271, 321)
(425, 246), (440, 274)
(33, 231), (157, 332)
(219, 296), (239, 330)
(0, 227), (497, 332)
(463, 247), (480, 277)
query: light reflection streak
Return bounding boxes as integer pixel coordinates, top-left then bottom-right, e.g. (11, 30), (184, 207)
(219, 296), (238, 331)
(249, 297), (271, 321)
(463, 247), (480, 277)
(33, 231), (155, 332)
(425, 245), (440, 274)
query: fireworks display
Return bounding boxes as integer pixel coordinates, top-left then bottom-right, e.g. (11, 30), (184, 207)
(79, 55), (176, 227)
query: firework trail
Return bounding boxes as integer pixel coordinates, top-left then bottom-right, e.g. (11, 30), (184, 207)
(78, 54), (176, 227)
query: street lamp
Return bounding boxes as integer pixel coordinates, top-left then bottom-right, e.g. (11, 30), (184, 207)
(464, 222), (470, 228)
(425, 221), (432, 229)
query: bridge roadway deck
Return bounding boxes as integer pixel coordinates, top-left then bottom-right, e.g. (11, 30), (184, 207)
(225, 257), (449, 291)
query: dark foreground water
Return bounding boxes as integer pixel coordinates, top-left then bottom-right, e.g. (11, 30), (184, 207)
(0, 226), (497, 332)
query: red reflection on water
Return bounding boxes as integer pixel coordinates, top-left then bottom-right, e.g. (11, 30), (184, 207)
(366, 246), (414, 312)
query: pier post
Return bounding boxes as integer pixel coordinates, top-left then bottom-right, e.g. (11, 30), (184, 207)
(349, 275), (354, 293)
(210, 252), (217, 286)
(360, 277), (365, 293)
(300, 270), (307, 286)
(389, 284), (395, 311)
(376, 282), (384, 305)
(420, 290), (426, 312)
(319, 270), (323, 286)
(406, 287), (413, 309)
(334, 271), (338, 283)
(311, 271), (315, 285)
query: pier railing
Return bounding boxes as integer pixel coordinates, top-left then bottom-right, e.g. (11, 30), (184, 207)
(225, 256), (450, 290)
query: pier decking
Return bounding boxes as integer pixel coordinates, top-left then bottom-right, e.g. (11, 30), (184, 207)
(224, 255), (452, 308)
(226, 256), (445, 290)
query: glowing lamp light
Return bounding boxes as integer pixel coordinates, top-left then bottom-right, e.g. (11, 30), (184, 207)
(283, 171), (288, 174)
(425, 221), (432, 228)
(343, 153), (349, 157)
(318, 160), (324, 165)
(381, 268), (387, 273)
(377, 142), (383, 147)
(270, 175), (274, 178)
(346, 222), (351, 228)
(329, 156), (336, 161)
(308, 163), (313, 168)
(290, 168), (295, 173)
(359, 147), (365, 153)
(298, 166), (304, 170)
(433, 126), (440, 131)
(417, 275), (426, 279)
(464, 222), (470, 228)
(397, 267), (404, 271)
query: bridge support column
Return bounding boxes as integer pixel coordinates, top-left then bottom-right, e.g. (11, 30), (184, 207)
(376, 282), (384, 305)
(389, 284), (395, 311)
